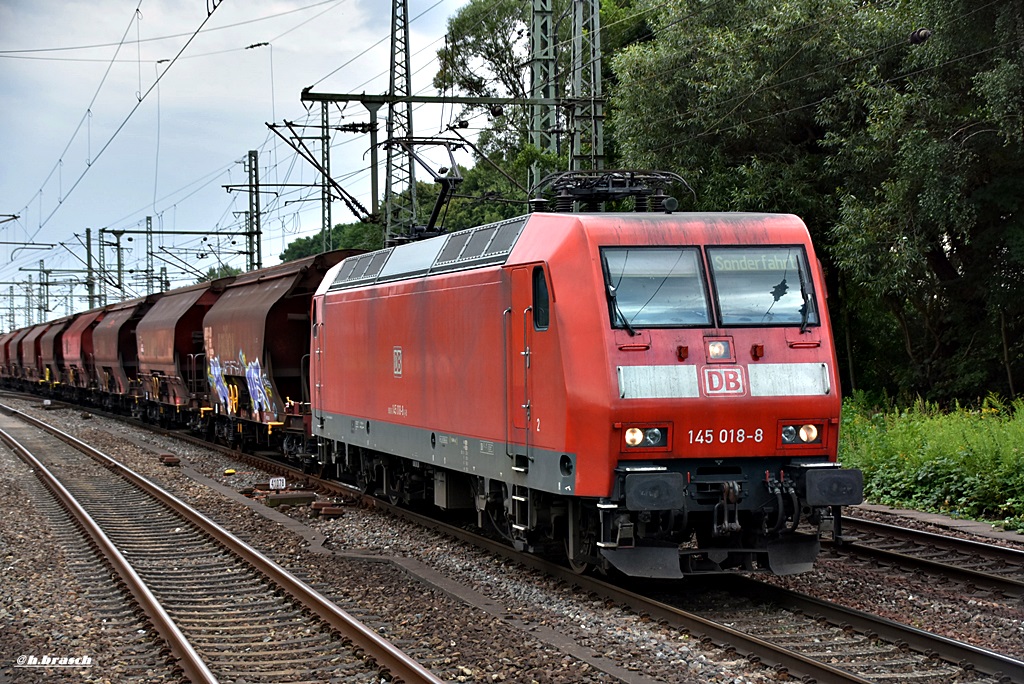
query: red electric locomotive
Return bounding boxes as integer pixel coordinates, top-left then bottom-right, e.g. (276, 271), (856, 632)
(311, 174), (862, 577)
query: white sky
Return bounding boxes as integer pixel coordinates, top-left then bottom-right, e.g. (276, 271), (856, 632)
(0, 0), (474, 327)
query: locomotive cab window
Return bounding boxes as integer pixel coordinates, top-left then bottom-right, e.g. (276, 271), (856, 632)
(532, 266), (550, 330)
(600, 247), (711, 329)
(707, 246), (819, 327)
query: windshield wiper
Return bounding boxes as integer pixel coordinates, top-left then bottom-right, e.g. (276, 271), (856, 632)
(796, 260), (810, 334)
(611, 286), (638, 336)
(602, 254), (637, 337)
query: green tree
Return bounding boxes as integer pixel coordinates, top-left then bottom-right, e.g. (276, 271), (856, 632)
(434, 0), (649, 173)
(611, 0), (1024, 401)
(824, 1), (1024, 400)
(279, 220), (384, 262)
(196, 264), (242, 283)
(433, 0), (531, 155)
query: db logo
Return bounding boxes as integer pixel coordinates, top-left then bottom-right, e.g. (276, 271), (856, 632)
(703, 367), (746, 395)
(393, 346), (403, 377)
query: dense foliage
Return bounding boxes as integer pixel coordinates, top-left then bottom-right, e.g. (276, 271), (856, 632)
(840, 394), (1024, 532)
(281, 0), (1024, 405)
(610, 0), (1024, 402)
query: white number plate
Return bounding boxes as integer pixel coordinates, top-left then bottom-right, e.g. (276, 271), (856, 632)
(688, 428), (764, 444)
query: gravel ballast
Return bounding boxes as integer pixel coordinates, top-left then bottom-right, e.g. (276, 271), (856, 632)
(3, 400), (1022, 682)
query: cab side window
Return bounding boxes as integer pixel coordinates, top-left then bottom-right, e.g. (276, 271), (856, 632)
(532, 267), (550, 330)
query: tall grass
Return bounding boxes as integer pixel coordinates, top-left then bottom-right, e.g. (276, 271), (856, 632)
(838, 392), (1024, 533)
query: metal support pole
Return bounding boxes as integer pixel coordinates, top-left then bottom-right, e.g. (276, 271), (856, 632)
(27, 276), (33, 326)
(98, 229), (108, 307)
(146, 216), (154, 294)
(38, 260), (46, 321)
(113, 231), (125, 296)
(530, 0), (558, 191)
(321, 105), (331, 254)
(248, 149), (262, 269)
(86, 228), (96, 309)
(385, 0), (416, 240)
(570, 0), (604, 172)
(366, 103), (382, 215)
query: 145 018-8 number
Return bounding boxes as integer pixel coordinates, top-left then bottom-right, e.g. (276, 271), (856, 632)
(688, 428), (764, 444)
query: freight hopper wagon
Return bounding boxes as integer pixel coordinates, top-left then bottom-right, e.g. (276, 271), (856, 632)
(135, 280), (228, 427)
(39, 316), (74, 390)
(199, 252), (359, 458)
(311, 202), (863, 578)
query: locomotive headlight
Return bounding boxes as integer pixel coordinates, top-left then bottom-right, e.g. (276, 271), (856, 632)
(625, 427), (645, 446)
(799, 424), (818, 443)
(643, 427), (663, 446)
(781, 423), (823, 445)
(622, 425), (669, 449)
(708, 340), (730, 359)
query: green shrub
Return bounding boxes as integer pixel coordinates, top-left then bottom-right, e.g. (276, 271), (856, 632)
(839, 392), (1024, 533)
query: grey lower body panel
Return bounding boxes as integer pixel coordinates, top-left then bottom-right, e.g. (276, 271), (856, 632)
(314, 409), (577, 496)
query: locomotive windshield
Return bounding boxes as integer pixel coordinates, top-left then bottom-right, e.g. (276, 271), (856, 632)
(601, 247), (712, 328)
(601, 245), (819, 329)
(707, 246), (819, 327)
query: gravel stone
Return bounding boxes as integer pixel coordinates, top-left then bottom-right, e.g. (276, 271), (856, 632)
(4, 399), (1020, 682)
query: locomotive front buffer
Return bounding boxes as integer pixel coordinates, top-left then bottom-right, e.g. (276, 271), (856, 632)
(596, 461), (864, 578)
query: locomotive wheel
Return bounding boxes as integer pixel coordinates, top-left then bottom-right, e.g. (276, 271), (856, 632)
(563, 533), (596, 574)
(384, 465), (406, 505)
(356, 467), (378, 496)
(564, 544), (590, 574)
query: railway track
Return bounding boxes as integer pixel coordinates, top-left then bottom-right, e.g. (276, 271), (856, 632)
(219, 460), (1024, 683)
(387, 506), (1024, 684)
(667, 576), (1021, 684)
(834, 515), (1024, 599)
(0, 403), (442, 684)
(181, 431), (1023, 684)
(3, 449), (174, 681)
(167, 430), (1024, 682)
(7, 395), (1022, 684)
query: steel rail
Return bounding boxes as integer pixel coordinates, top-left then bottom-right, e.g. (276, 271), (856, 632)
(0, 424), (219, 684)
(155, 439), (891, 683)
(843, 515), (1024, 558)
(119, 432), (873, 683)
(374, 502), (885, 684)
(205, 447), (1023, 683)
(836, 516), (1024, 597)
(2, 405), (444, 684)
(15, 397), (1017, 684)
(730, 575), (1024, 683)
(397, 503), (1024, 683)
